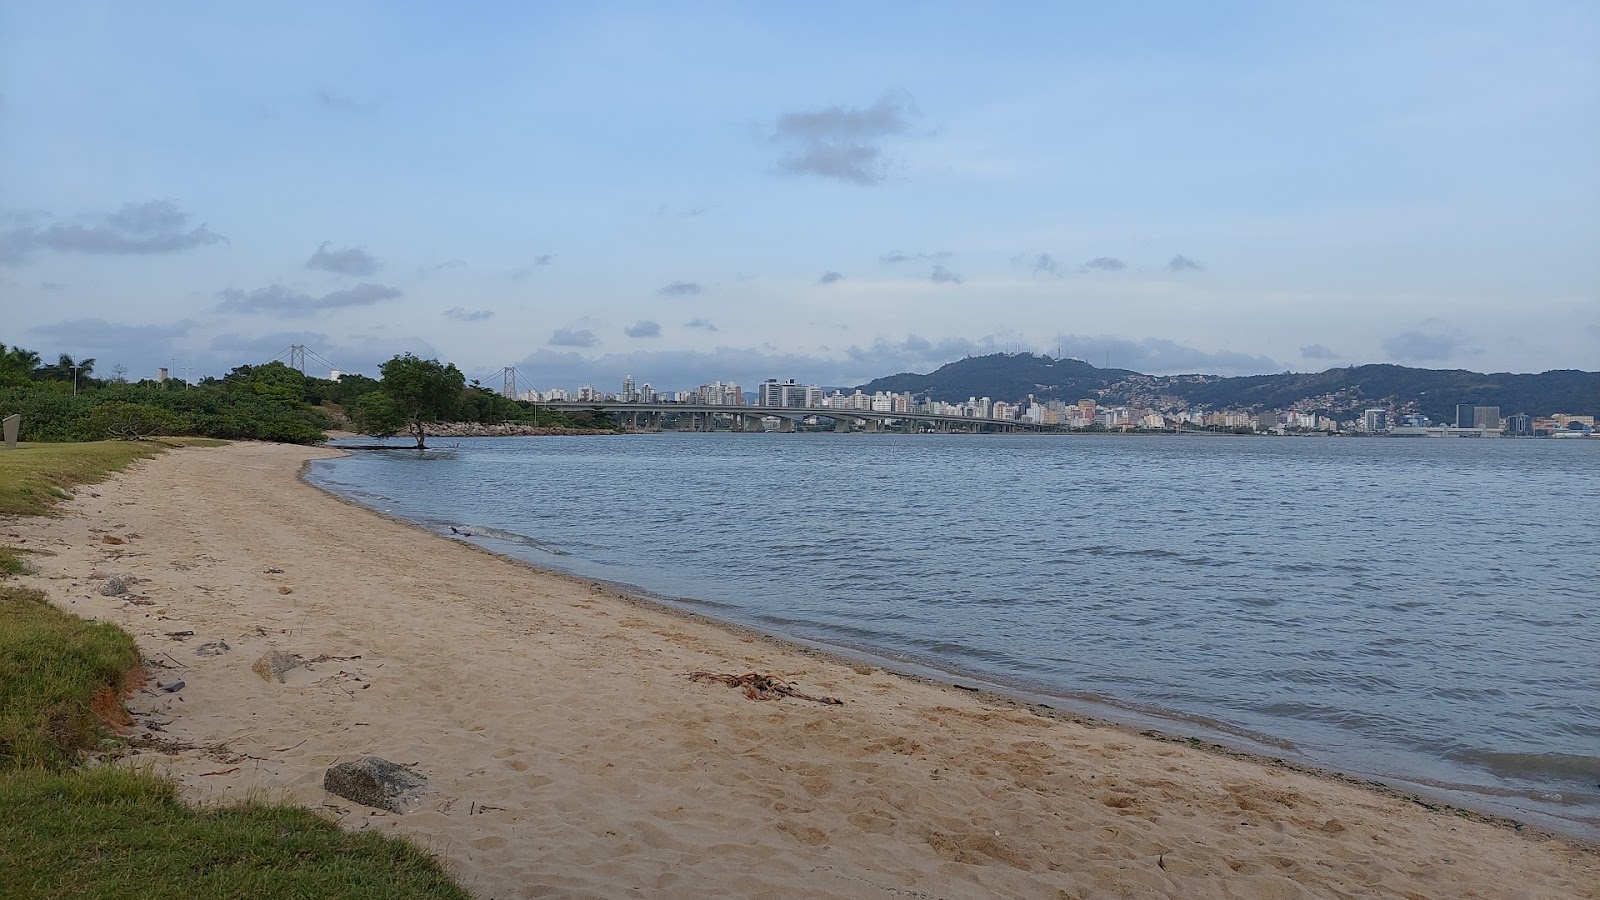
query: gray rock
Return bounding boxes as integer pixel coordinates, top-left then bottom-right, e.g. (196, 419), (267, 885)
(251, 650), (306, 683)
(159, 679), (185, 693)
(323, 757), (427, 813)
(194, 640), (230, 657)
(99, 575), (136, 597)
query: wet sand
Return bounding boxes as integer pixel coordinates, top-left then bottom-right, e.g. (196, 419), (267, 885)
(13, 441), (1598, 899)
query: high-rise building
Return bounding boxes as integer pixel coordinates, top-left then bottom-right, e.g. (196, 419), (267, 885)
(1505, 413), (1531, 435)
(621, 375), (636, 402)
(1473, 406), (1501, 430)
(1455, 404), (1475, 428)
(1363, 408), (1388, 432)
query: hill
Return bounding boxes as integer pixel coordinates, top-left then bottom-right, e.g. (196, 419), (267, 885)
(855, 354), (1599, 422)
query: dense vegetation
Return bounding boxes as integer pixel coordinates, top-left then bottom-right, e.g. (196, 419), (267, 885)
(857, 353), (1600, 421)
(858, 354), (1141, 404)
(0, 342), (611, 444)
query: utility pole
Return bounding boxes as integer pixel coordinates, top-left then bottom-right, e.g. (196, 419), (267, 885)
(71, 364), (81, 395)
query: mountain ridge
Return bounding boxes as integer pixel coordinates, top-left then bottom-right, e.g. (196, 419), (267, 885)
(854, 353), (1599, 423)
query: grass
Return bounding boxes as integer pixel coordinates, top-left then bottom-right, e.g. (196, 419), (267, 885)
(0, 440), (156, 518)
(0, 767), (470, 899)
(0, 546), (31, 576)
(0, 585), (140, 768)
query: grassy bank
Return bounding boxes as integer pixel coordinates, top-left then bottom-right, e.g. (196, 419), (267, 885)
(0, 438), (224, 518)
(0, 443), (469, 898)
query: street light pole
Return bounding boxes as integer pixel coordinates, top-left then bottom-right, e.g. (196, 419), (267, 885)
(71, 364), (80, 395)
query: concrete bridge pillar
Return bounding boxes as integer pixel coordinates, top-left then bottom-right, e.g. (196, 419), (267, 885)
(834, 418), (850, 433)
(777, 416), (795, 433)
(865, 418), (881, 433)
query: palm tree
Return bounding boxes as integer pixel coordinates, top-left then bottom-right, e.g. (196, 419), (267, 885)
(0, 344), (41, 385)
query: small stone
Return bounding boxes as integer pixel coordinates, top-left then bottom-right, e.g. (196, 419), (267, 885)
(277, 586), (293, 595)
(323, 757), (428, 814)
(160, 680), (185, 693)
(251, 650), (306, 683)
(262, 566), (284, 574)
(99, 575), (136, 597)
(101, 535), (125, 545)
(194, 640), (230, 657)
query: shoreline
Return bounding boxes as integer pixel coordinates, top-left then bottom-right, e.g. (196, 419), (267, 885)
(17, 441), (1599, 899)
(303, 451), (1598, 845)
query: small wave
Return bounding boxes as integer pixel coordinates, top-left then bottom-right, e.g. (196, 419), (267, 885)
(451, 524), (569, 556)
(1447, 749), (1600, 784)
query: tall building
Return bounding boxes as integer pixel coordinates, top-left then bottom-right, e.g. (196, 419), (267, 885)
(1505, 413), (1531, 435)
(1473, 406), (1501, 430)
(1363, 408), (1388, 432)
(1455, 404), (1475, 428)
(620, 375), (636, 402)
(757, 379), (783, 407)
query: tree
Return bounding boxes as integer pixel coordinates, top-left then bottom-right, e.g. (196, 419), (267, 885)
(374, 354), (464, 448)
(0, 344), (41, 386)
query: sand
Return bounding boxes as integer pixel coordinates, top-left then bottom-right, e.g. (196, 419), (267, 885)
(11, 441), (1597, 900)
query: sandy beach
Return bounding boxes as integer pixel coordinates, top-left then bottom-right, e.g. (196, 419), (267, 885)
(11, 441), (1597, 899)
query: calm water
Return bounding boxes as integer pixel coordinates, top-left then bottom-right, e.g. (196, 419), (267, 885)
(308, 433), (1600, 836)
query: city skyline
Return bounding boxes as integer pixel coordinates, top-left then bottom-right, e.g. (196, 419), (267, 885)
(3, 2), (1597, 386)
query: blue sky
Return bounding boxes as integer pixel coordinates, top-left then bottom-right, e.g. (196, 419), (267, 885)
(3, 1), (1596, 390)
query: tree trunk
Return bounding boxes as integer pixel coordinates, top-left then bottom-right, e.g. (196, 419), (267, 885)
(412, 419), (426, 449)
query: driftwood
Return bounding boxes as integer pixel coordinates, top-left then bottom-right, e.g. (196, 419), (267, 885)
(686, 671), (843, 705)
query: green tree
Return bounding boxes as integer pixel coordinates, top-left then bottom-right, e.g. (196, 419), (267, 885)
(374, 354), (464, 448)
(348, 392), (406, 440)
(0, 344), (42, 386)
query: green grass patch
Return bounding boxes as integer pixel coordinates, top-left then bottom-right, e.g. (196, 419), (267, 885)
(0, 546), (31, 576)
(0, 584), (140, 768)
(0, 766), (470, 899)
(0, 438), (225, 518)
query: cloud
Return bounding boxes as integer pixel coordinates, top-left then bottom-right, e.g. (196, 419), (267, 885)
(1381, 327), (1476, 363)
(549, 327), (599, 348)
(217, 282), (402, 316)
(772, 92), (917, 186)
(443, 306), (493, 322)
(29, 317), (195, 349)
(2, 200), (226, 265)
(1030, 254), (1061, 276)
(624, 320), (661, 338)
(431, 258), (466, 271)
(817, 271), (844, 285)
(1165, 255), (1205, 272)
(930, 265), (963, 285)
(306, 241), (379, 276)
(317, 89), (377, 113)
(684, 319), (718, 331)
(1083, 257), (1127, 272)
(655, 205), (708, 218)
(1300, 344), (1341, 360)
(880, 250), (952, 264)
(511, 255), (555, 278)
(659, 280), (702, 296)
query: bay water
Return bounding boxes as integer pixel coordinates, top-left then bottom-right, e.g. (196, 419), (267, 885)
(307, 433), (1600, 837)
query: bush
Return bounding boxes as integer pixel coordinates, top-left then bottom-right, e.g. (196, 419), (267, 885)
(84, 402), (186, 440)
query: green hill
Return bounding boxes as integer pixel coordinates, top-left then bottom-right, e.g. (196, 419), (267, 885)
(855, 354), (1599, 422)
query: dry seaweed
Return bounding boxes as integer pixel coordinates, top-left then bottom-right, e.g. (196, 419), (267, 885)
(686, 671), (843, 705)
